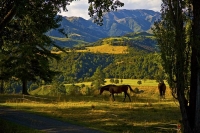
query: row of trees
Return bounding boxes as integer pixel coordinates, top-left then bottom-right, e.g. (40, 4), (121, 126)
(153, 0), (200, 132)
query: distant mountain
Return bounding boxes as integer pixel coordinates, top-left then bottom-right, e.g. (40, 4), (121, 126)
(47, 9), (160, 43)
(100, 9), (160, 35)
(47, 16), (108, 42)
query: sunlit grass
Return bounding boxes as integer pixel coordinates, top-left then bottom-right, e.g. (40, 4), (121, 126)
(65, 79), (167, 86)
(0, 87), (181, 133)
(85, 44), (128, 54)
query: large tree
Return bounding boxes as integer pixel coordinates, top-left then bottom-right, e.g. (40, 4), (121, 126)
(0, 0), (124, 32)
(0, 0), (70, 32)
(191, 0), (200, 131)
(0, 7), (61, 94)
(0, 0), (71, 94)
(0, 0), (124, 94)
(153, 0), (200, 132)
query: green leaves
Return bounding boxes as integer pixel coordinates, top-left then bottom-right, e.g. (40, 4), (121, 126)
(88, 0), (124, 25)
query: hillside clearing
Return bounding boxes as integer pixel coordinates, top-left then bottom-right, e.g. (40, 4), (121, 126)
(77, 44), (128, 54)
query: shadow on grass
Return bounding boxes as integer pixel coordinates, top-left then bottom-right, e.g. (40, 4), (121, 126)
(0, 94), (181, 133)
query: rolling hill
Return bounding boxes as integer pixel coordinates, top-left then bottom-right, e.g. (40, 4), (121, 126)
(51, 32), (157, 54)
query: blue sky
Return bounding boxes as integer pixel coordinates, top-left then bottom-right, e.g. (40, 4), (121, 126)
(59, 0), (162, 20)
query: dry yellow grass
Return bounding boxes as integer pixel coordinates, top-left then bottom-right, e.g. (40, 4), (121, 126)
(69, 44), (128, 54)
(51, 51), (63, 54)
(51, 43), (128, 54)
(51, 44), (128, 54)
(69, 79), (168, 87)
(85, 44), (128, 54)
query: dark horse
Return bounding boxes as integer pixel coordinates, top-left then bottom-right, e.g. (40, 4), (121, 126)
(99, 84), (134, 102)
(158, 81), (166, 99)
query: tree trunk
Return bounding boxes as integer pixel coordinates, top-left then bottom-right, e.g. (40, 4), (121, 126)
(178, 91), (192, 133)
(195, 73), (200, 132)
(189, 48), (197, 131)
(22, 79), (29, 95)
(0, 80), (4, 93)
(173, 3), (192, 131)
(192, 0), (200, 132)
(176, 51), (192, 133)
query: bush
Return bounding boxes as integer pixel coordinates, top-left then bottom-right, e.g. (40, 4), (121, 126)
(137, 80), (142, 85)
(66, 85), (81, 96)
(133, 87), (139, 93)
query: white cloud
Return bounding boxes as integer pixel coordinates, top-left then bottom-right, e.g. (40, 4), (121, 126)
(121, 0), (161, 11)
(59, 0), (90, 19)
(59, 0), (162, 20)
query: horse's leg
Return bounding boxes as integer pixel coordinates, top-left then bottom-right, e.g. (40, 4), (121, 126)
(126, 93), (131, 102)
(110, 94), (114, 101)
(163, 91), (165, 99)
(112, 94), (115, 101)
(159, 89), (162, 99)
(123, 92), (127, 102)
(110, 93), (115, 101)
(161, 90), (165, 99)
(161, 90), (163, 99)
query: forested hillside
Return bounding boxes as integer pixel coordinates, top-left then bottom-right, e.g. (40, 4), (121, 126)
(50, 49), (164, 84)
(52, 32), (157, 53)
(47, 31), (162, 86)
(2, 31), (162, 94)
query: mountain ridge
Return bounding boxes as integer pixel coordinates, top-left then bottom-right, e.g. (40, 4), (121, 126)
(47, 9), (160, 43)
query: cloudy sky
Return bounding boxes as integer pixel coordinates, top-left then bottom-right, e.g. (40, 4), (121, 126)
(59, 0), (162, 20)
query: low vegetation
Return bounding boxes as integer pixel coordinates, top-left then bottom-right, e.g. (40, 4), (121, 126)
(0, 118), (42, 133)
(0, 82), (181, 133)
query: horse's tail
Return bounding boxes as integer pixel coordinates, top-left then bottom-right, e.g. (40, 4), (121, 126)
(127, 85), (134, 92)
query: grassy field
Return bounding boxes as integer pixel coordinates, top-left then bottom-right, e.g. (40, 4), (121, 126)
(52, 43), (128, 54)
(52, 44), (128, 54)
(82, 44), (128, 54)
(0, 82), (181, 133)
(65, 79), (167, 87)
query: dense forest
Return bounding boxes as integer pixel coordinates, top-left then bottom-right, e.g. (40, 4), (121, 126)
(50, 48), (164, 84)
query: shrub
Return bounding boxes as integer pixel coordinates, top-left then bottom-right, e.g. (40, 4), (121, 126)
(133, 87), (139, 93)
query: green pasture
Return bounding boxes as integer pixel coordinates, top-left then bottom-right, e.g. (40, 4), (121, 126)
(0, 84), (181, 133)
(65, 79), (166, 87)
(30, 79), (169, 100)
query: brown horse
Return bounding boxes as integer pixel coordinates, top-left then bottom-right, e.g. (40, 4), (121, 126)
(158, 81), (166, 99)
(99, 84), (134, 102)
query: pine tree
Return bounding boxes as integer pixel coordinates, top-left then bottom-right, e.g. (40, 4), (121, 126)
(92, 67), (105, 89)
